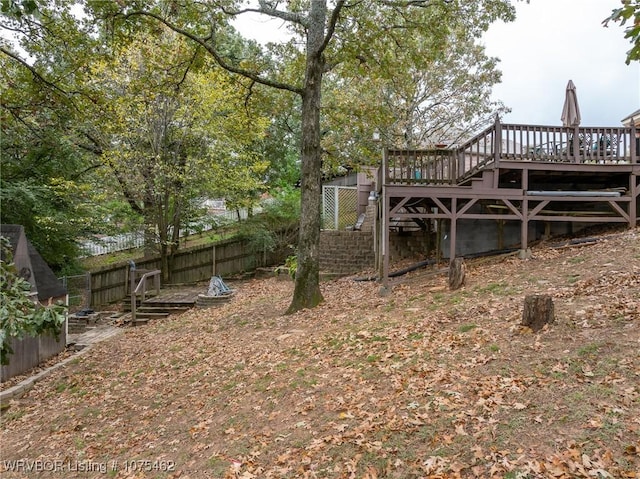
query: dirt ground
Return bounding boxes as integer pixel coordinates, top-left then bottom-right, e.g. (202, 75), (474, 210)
(1, 227), (639, 478)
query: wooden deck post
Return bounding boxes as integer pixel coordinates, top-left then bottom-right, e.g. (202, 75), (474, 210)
(521, 169), (529, 254)
(381, 148), (390, 289)
(631, 172), (638, 228)
(631, 119), (637, 163)
(457, 150), (464, 184)
(521, 199), (528, 255)
(493, 114), (502, 167)
(449, 198), (457, 261)
(381, 187), (390, 289)
(572, 126), (580, 163)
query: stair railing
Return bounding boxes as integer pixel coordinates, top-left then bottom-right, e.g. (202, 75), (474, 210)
(130, 268), (161, 324)
(454, 121), (498, 183)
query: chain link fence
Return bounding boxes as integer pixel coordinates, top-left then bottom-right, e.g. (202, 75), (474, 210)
(59, 273), (91, 313)
(322, 186), (358, 230)
(80, 207), (260, 257)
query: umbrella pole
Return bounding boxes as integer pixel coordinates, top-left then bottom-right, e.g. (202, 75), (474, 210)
(572, 126), (579, 163)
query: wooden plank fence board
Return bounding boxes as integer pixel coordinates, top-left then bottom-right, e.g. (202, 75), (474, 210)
(89, 237), (287, 308)
(1, 331), (66, 382)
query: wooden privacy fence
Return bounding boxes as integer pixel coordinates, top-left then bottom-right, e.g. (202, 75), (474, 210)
(1, 332), (66, 382)
(89, 236), (285, 308)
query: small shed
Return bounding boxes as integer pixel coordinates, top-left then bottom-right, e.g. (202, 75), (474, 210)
(1, 225), (68, 382)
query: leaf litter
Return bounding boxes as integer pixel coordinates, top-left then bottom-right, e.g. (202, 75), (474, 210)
(1, 228), (639, 478)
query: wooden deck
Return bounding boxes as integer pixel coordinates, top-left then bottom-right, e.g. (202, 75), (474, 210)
(379, 119), (640, 284)
(143, 286), (205, 307)
(383, 120), (637, 186)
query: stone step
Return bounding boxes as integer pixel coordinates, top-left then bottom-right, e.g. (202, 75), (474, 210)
(115, 312), (149, 327)
(134, 311), (170, 319)
(122, 302), (194, 313)
(136, 306), (190, 315)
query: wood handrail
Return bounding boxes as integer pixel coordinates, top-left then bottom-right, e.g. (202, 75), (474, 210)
(130, 269), (161, 324)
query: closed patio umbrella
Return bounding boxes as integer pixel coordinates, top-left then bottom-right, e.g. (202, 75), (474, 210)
(561, 80), (581, 159)
(561, 79), (581, 127)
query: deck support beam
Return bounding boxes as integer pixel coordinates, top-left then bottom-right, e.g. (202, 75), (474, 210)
(382, 184), (638, 284)
(381, 185), (390, 289)
(450, 198), (458, 262)
(521, 198), (529, 253)
(631, 173), (638, 227)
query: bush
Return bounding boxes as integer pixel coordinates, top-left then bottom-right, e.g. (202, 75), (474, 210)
(237, 187), (300, 263)
(0, 238), (66, 365)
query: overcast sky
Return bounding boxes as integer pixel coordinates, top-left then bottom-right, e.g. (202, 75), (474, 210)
(236, 1), (639, 127)
(483, 0), (639, 126)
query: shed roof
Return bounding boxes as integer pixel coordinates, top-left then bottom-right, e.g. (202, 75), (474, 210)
(0, 224), (24, 259)
(0, 224), (67, 300)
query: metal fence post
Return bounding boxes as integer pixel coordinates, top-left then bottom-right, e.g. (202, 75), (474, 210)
(333, 186), (339, 230)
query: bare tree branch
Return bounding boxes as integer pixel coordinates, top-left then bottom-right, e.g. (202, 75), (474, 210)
(214, 0), (307, 26)
(319, 0), (346, 55)
(256, 0), (308, 27)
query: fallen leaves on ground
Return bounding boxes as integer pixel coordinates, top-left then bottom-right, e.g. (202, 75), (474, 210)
(1, 228), (639, 478)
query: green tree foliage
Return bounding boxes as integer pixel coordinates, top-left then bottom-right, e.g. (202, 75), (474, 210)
(0, 51), (106, 273)
(0, 238), (66, 366)
(257, 91), (302, 188)
(604, 1), (640, 64)
(106, 0), (515, 313)
(88, 31), (269, 279)
(2, 4), (272, 277)
(237, 187), (300, 263)
(0, 0), (38, 20)
(322, 27), (511, 168)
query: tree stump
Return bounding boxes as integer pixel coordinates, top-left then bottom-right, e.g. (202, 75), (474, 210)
(448, 257), (466, 290)
(522, 294), (554, 332)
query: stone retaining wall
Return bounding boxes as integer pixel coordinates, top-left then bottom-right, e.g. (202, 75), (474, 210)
(319, 231), (375, 275)
(319, 229), (434, 276)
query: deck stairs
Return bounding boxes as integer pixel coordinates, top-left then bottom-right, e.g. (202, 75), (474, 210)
(121, 294), (194, 326)
(465, 168), (497, 190)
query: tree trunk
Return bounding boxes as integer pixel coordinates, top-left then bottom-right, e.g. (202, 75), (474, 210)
(286, 1), (326, 314)
(143, 212), (156, 259)
(522, 294), (555, 332)
(166, 217), (180, 284)
(143, 189), (157, 258)
(448, 257), (465, 290)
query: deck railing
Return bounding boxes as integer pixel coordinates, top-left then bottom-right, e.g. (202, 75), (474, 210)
(384, 148), (457, 185)
(384, 119), (638, 185)
(500, 123), (635, 164)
